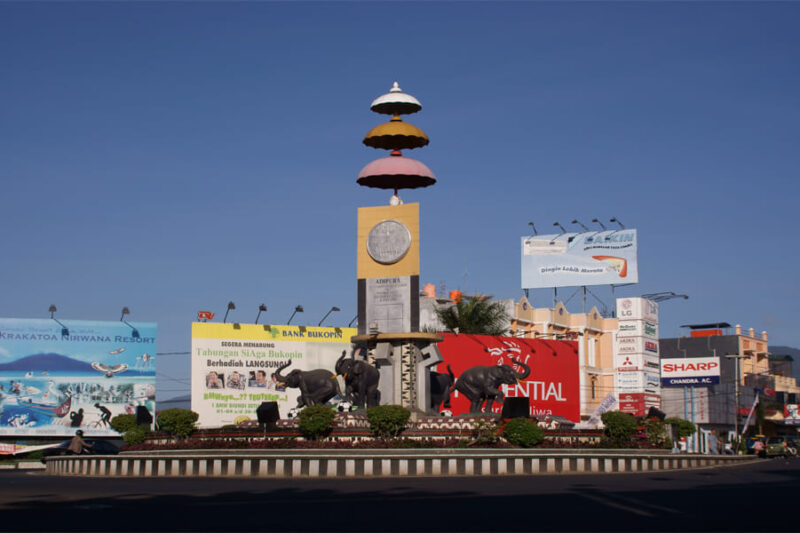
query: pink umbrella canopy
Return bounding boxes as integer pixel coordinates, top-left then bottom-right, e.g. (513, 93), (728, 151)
(357, 151), (436, 190)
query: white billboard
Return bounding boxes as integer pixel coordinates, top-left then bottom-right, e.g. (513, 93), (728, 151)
(615, 336), (660, 356)
(615, 371), (643, 392)
(615, 353), (660, 372)
(660, 357), (721, 386)
(521, 230), (638, 289)
(616, 297), (658, 322)
(617, 320), (658, 339)
(191, 323), (356, 428)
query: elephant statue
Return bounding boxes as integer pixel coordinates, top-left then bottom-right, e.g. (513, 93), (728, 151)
(451, 358), (531, 414)
(271, 360), (341, 408)
(428, 365), (455, 414)
(335, 349), (380, 410)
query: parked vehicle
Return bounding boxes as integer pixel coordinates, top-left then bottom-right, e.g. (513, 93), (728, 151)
(766, 436), (798, 458)
(40, 439), (120, 460)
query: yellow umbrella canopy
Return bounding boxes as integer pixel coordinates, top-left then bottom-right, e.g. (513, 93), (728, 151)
(363, 116), (429, 150)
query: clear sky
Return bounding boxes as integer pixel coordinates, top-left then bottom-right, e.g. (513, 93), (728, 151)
(2, 2), (798, 399)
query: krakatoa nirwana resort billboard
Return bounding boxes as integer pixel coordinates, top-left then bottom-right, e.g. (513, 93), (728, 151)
(521, 229), (639, 289)
(435, 334), (580, 422)
(0, 318), (156, 437)
(191, 323), (356, 428)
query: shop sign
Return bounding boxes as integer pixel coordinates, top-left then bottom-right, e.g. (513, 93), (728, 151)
(660, 357), (720, 387)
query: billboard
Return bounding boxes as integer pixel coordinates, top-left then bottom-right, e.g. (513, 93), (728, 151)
(617, 320), (658, 339)
(784, 405), (800, 426)
(660, 357), (721, 386)
(435, 334), (580, 422)
(0, 318), (156, 436)
(521, 230), (638, 289)
(616, 297), (658, 322)
(191, 323), (356, 428)
(618, 392), (661, 416)
(614, 353), (660, 372)
(614, 336), (660, 355)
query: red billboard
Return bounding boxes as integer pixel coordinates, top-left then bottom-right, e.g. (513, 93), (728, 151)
(435, 334), (580, 422)
(618, 392), (660, 416)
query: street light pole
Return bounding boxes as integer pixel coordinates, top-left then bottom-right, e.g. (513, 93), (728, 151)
(726, 354), (749, 453)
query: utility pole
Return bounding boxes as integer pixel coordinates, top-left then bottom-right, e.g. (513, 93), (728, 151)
(726, 354), (749, 453)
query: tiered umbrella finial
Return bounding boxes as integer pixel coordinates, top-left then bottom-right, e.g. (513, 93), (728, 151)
(358, 82), (436, 201)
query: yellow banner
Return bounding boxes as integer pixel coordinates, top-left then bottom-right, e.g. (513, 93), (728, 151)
(191, 323), (357, 343)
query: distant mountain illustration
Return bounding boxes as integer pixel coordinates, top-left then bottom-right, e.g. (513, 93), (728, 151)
(0, 353), (93, 372)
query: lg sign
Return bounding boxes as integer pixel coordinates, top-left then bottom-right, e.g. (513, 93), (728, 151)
(661, 357), (721, 386)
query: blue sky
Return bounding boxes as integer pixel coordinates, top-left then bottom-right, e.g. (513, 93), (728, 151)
(2, 2), (798, 399)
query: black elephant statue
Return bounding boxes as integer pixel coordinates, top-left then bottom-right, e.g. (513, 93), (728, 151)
(335, 349), (380, 410)
(271, 360), (341, 408)
(451, 358), (531, 414)
(429, 365), (455, 414)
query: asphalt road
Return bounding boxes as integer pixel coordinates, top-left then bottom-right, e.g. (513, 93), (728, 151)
(2, 458), (798, 532)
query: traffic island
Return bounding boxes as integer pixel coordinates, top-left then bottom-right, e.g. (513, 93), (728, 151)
(45, 449), (755, 478)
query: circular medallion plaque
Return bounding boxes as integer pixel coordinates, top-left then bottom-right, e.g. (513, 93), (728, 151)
(366, 220), (412, 265)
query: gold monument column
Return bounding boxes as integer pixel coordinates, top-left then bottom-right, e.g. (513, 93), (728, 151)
(352, 82), (443, 413)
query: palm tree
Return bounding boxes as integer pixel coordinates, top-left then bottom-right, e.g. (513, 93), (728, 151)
(434, 298), (510, 336)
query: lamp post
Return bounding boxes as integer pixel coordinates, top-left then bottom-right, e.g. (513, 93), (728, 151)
(318, 306), (340, 327)
(287, 305), (304, 325)
(571, 219), (590, 232)
(120, 307), (140, 338)
(726, 354), (750, 453)
(48, 305), (69, 337)
(255, 304), (267, 324)
(223, 301), (236, 323)
(641, 291), (689, 303)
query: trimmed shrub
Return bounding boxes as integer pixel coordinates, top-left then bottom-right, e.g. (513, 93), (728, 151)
(601, 411), (638, 447)
(472, 417), (501, 446)
(665, 417), (696, 439)
(123, 426), (147, 446)
(157, 408), (199, 439)
(366, 405), (411, 439)
(297, 405), (336, 441)
(502, 418), (544, 448)
(643, 417), (670, 448)
(110, 414), (138, 433)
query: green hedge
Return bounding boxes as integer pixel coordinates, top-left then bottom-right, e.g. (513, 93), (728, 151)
(366, 405), (411, 439)
(502, 418), (544, 447)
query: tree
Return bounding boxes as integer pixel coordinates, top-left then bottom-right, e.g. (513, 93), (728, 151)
(434, 298), (510, 336)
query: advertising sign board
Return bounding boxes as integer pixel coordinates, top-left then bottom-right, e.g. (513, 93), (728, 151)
(614, 371), (643, 392)
(660, 357), (721, 386)
(614, 336), (659, 355)
(784, 405), (800, 426)
(435, 334), (580, 422)
(191, 323), (356, 428)
(619, 392), (645, 415)
(615, 353), (660, 372)
(521, 230), (638, 289)
(0, 318), (156, 436)
(616, 298), (658, 322)
(617, 320), (659, 339)
(618, 393), (661, 416)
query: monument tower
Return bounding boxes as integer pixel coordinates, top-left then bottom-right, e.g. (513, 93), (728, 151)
(352, 82), (443, 413)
